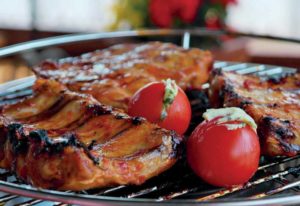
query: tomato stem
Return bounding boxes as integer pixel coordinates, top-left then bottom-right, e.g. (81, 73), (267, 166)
(161, 79), (178, 120)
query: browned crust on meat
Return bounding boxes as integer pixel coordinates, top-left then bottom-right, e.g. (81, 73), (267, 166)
(33, 42), (213, 111)
(0, 79), (182, 190)
(209, 69), (300, 156)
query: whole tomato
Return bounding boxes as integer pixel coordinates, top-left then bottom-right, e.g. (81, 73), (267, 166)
(187, 108), (260, 187)
(128, 79), (191, 135)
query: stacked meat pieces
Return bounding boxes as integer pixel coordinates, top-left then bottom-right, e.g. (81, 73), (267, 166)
(0, 42), (213, 190)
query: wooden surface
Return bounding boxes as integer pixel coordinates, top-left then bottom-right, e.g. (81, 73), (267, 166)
(0, 58), (32, 84)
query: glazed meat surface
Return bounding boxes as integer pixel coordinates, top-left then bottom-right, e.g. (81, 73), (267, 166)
(33, 42), (213, 110)
(209, 70), (300, 156)
(0, 79), (181, 190)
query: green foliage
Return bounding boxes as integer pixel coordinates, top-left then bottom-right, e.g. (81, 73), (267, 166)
(109, 0), (150, 30)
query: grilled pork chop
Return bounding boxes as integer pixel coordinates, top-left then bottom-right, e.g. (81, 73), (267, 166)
(209, 70), (300, 156)
(0, 79), (181, 190)
(33, 42), (213, 110)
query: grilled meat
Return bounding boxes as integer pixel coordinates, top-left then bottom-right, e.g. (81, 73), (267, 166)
(209, 70), (300, 156)
(33, 42), (213, 110)
(0, 79), (181, 190)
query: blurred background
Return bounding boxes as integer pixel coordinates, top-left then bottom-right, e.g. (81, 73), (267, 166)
(0, 0), (300, 84)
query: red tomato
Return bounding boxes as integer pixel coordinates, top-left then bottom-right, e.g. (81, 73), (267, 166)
(187, 118), (260, 187)
(128, 81), (191, 135)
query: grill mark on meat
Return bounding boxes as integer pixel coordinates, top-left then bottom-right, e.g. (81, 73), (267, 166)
(7, 123), (29, 155)
(31, 99), (92, 130)
(86, 104), (113, 116)
(75, 116), (131, 145)
(7, 94), (129, 141)
(33, 42), (213, 111)
(223, 84), (253, 108)
(28, 130), (101, 165)
(131, 116), (144, 125)
(169, 130), (182, 159)
(0, 79), (182, 190)
(90, 126), (133, 151)
(258, 116), (298, 156)
(115, 113), (128, 120)
(115, 133), (180, 160)
(87, 139), (97, 150)
(22, 95), (68, 123)
(54, 102), (113, 132)
(0, 42), (212, 190)
(53, 104), (116, 137)
(93, 123), (163, 159)
(8, 121), (131, 166)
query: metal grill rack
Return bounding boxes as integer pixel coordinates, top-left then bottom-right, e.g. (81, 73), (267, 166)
(0, 29), (299, 205)
(0, 60), (299, 206)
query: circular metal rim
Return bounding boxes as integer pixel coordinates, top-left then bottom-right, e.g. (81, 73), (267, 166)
(0, 28), (225, 57)
(1, 178), (300, 206)
(1, 28), (300, 58)
(0, 28), (300, 205)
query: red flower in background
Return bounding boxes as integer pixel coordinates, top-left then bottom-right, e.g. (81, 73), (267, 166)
(175, 0), (202, 23)
(149, 0), (174, 27)
(149, 0), (202, 28)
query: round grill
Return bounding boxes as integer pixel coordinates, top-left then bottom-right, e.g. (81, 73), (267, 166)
(0, 29), (299, 206)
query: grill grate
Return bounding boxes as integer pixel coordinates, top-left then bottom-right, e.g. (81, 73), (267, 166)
(0, 61), (299, 205)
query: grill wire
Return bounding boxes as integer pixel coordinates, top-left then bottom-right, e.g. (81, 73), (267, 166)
(0, 61), (298, 205)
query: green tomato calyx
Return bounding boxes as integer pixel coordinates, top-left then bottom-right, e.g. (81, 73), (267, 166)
(161, 79), (178, 120)
(203, 107), (257, 131)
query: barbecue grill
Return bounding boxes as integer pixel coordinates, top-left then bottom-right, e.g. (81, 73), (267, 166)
(0, 29), (299, 206)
